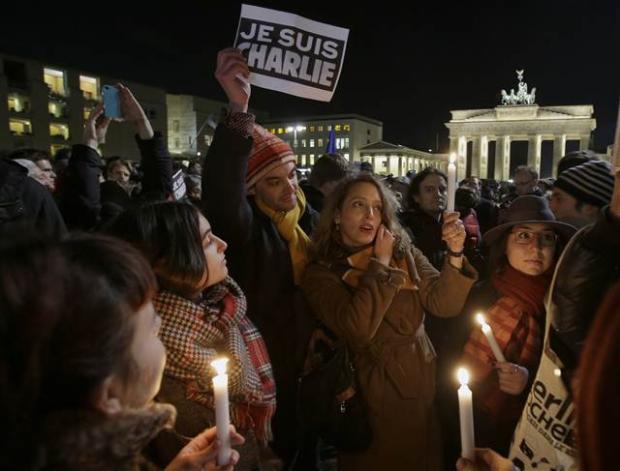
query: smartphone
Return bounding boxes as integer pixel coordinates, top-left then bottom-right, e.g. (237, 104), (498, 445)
(102, 85), (121, 119)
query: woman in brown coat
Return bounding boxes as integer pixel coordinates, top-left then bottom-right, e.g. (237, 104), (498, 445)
(301, 174), (478, 470)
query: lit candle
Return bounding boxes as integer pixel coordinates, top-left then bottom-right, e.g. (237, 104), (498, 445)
(447, 152), (457, 212)
(211, 358), (231, 465)
(457, 368), (475, 461)
(475, 313), (506, 362)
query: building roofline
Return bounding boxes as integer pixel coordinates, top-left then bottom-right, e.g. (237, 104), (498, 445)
(261, 114), (383, 127)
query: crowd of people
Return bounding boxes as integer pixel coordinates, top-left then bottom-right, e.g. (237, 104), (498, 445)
(0, 47), (618, 471)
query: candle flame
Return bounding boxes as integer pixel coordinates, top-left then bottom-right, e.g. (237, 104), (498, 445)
(457, 367), (470, 386)
(475, 313), (486, 326)
(449, 152), (457, 164)
(211, 358), (229, 376)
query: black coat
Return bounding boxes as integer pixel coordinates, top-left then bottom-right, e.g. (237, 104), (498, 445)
(57, 132), (173, 230)
(202, 122), (318, 464)
(550, 206), (620, 377)
(0, 159), (66, 237)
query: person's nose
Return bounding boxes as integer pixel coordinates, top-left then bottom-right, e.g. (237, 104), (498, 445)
(216, 235), (228, 252)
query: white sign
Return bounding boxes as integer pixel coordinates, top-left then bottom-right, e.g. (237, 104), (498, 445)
(234, 4), (349, 102)
(172, 169), (187, 201)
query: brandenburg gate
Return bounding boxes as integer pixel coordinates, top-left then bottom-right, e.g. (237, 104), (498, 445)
(446, 70), (596, 180)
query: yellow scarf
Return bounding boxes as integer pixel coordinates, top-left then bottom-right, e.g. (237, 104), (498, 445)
(255, 188), (311, 285)
(342, 246), (417, 290)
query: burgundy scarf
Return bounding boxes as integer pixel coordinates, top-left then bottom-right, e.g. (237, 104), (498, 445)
(462, 264), (552, 426)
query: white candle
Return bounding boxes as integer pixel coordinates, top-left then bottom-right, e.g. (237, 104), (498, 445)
(613, 101), (620, 168)
(475, 314), (506, 362)
(211, 358), (231, 465)
(457, 368), (475, 461)
(447, 152), (457, 212)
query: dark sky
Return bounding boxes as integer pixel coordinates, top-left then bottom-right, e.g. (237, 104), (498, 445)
(1, 0), (618, 151)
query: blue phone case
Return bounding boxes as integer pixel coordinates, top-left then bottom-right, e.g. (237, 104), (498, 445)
(102, 85), (121, 119)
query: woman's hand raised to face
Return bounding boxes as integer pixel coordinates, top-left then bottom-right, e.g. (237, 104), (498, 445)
(374, 225), (395, 266)
(215, 48), (251, 114)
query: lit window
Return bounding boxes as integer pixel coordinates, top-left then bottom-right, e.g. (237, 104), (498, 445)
(318, 126), (324, 132)
(327, 125), (332, 131)
(44, 68), (66, 96)
(310, 139), (315, 148)
(50, 144), (69, 156)
(335, 124), (342, 132)
(80, 75), (99, 100)
(278, 128), (284, 134)
(204, 134), (212, 146)
(344, 137), (350, 148)
(9, 119), (32, 135)
(49, 123), (70, 140)
(343, 124), (351, 131)
(83, 107), (95, 121)
(48, 101), (65, 118)
(310, 154), (315, 165)
(301, 139), (307, 148)
(344, 153), (350, 160)
(8, 95), (25, 112)
(309, 126), (315, 132)
(271, 128), (276, 134)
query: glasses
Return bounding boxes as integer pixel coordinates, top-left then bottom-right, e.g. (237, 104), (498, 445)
(511, 230), (558, 247)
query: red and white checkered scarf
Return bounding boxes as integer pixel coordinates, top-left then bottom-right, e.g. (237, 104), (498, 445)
(154, 277), (276, 444)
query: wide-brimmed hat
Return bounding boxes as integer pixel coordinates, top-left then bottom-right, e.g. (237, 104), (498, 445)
(483, 195), (576, 246)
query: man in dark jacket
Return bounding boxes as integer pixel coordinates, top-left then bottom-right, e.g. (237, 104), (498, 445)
(0, 158), (66, 237)
(298, 153), (349, 213)
(203, 48), (318, 468)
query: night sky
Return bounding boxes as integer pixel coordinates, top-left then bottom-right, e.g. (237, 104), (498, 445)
(1, 0), (618, 152)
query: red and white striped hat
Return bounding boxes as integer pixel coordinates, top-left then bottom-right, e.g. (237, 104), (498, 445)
(246, 125), (295, 192)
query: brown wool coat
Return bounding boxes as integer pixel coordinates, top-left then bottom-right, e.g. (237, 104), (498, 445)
(302, 247), (477, 471)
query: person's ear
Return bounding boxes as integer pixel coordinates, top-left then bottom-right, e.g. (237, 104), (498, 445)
(91, 375), (124, 416)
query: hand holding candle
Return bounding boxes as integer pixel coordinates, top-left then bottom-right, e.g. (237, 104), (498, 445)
(447, 152), (457, 212)
(476, 313), (506, 362)
(211, 358), (232, 466)
(457, 367), (475, 461)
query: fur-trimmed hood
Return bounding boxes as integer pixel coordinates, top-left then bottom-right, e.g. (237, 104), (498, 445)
(40, 403), (176, 470)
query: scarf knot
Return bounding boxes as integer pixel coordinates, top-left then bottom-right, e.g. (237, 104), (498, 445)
(255, 188), (311, 284)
